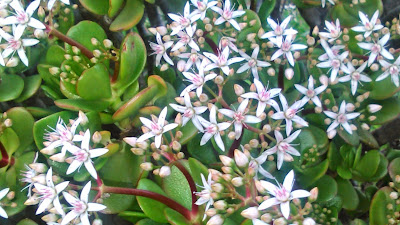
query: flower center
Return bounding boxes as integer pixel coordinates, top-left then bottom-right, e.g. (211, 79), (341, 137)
(223, 9), (233, 20)
(278, 142), (290, 152)
(365, 22), (373, 31)
(351, 71), (361, 81)
(275, 25), (283, 36)
(218, 54), (227, 66)
(197, 1), (206, 11)
(281, 41), (291, 52)
(274, 187), (290, 202)
(337, 113), (347, 124)
(285, 108), (296, 119)
(74, 150), (89, 162)
(155, 45), (165, 54)
(205, 124), (218, 134)
(73, 200), (88, 214)
(331, 59), (340, 69)
(233, 112), (245, 123)
(192, 73), (204, 86)
(306, 89), (315, 98)
(248, 59), (257, 67)
(371, 44), (381, 54)
(39, 187), (56, 200)
(9, 38), (22, 50)
(180, 17), (190, 27)
(181, 33), (191, 43)
(190, 53), (198, 62)
(150, 122), (163, 135)
(259, 90), (270, 102)
(389, 65), (399, 75)
(16, 11), (29, 24)
(183, 108), (194, 118)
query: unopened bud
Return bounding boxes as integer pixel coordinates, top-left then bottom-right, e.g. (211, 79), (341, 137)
(177, 60), (186, 72)
(140, 162), (153, 171)
(367, 104), (382, 113)
(234, 84), (244, 96)
(4, 118), (12, 127)
(214, 200), (227, 210)
(214, 75), (224, 84)
(103, 39), (113, 48)
(389, 192), (398, 200)
(267, 68), (275, 76)
(92, 131), (102, 144)
(24, 195), (40, 205)
(231, 177), (243, 187)
(273, 217), (286, 225)
(219, 155), (234, 166)
(6, 57), (18, 67)
(285, 68), (294, 80)
(241, 207), (260, 219)
(41, 214), (58, 223)
(156, 26), (168, 36)
(93, 50), (102, 58)
(50, 153), (65, 162)
(234, 149), (248, 167)
(6, 191), (15, 200)
(131, 148), (144, 155)
(206, 214), (224, 225)
(159, 166), (171, 177)
(309, 187), (318, 201)
(327, 129), (337, 139)
(160, 63), (169, 71)
(29, 163), (47, 173)
(172, 141), (181, 151)
(91, 38), (99, 46)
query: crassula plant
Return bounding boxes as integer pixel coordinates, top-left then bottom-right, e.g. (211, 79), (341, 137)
(0, 0), (400, 225)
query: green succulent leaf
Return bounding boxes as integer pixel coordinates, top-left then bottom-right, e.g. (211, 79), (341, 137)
(109, 0), (144, 31)
(336, 177), (359, 211)
(80, 0), (109, 15)
(0, 74), (24, 101)
(77, 63), (112, 100)
(6, 107), (35, 152)
(15, 75), (42, 102)
(137, 179), (169, 223)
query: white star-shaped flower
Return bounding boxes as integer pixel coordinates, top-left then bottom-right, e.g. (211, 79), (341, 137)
(61, 182), (106, 225)
(178, 49), (203, 71)
(204, 47), (244, 75)
(171, 24), (200, 52)
(137, 107), (178, 148)
(189, 0), (218, 21)
(261, 16), (297, 44)
(34, 167), (69, 216)
(357, 33), (393, 66)
(258, 170), (310, 219)
(170, 92), (207, 132)
(270, 35), (306, 67)
(0, 188), (9, 218)
(317, 39), (349, 81)
(48, 0), (70, 10)
(352, 10), (383, 38)
(195, 173), (214, 221)
(261, 130), (301, 170)
(212, 0), (245, 31)
(319, 19), (342, 43)
(180, 59), (217, 97)
(324, 101), (360, 135)
(1, 0), (45, 39)
(338, 62), (371, 95)
(271, 94), (308, 136)
(168, 1), (195, 36)
(0, 0), (12, 9)
(219, 36), (239, 52)
(237, 46), (271, 79)
(198, 105), (231, 151)
(377, 56), (400, 86)
(66, 130), (109, 179)
(42, 117), (83, 156)
(241, 79), (281, 117)
(150, 33), (174, 67)
(219, 98), (262, 140)
(295, 75), (326, 107)
(0, 25), (39, 66)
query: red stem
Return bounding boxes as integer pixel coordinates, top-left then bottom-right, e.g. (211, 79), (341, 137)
(45, 24), (94, 59)
(102, 186), (192, 220)
(69, 184), (192, 220)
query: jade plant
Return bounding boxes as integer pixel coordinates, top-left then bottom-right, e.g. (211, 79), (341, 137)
(0, 0), (400, 225)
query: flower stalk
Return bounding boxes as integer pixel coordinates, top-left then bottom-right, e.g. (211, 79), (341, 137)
(45, 24), (94, 59)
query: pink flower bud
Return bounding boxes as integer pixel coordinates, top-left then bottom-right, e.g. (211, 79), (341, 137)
(234, 149), (248, 167)
(241, 207), (260, 219)
(285, 68), (294, 80)
(367, 104), (382, 113)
